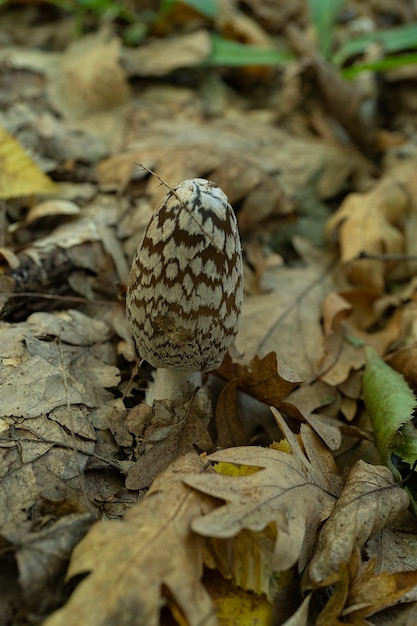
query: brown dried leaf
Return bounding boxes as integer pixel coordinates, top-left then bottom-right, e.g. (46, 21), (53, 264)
(308, 460), (410, 585)
(1, 513), (92, 613)
(387, 344), (417, 394)
(184, 409), (341, 572)
(216, 351), (302, 407)
(44, 453), (217, 626)
(317, 290), (403, 387)
(345, 558), (417, 620)
(125, 390), (213, 490)
(366, 527), (417, 602)
(214, 379), (247, 448)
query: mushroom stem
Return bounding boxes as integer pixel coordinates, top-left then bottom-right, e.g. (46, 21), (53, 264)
(145, 368), (202, 405)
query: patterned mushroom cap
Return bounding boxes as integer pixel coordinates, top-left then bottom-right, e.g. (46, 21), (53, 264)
(126, 178), (243, 370)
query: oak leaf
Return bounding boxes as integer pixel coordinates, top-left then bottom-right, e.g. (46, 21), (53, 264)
(184, 409), (341, 573)
(44, 453), (217, 626)
(308, 460), (410, 585)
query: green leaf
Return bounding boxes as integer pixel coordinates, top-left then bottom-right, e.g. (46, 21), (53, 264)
(334, 22), (417, 66)
(160, 0), (218, 19)
(208, 34), (293, 67)
(363, 347), (416, 479)
(308, 0), (345, 60)
(342, 53), (417, 79)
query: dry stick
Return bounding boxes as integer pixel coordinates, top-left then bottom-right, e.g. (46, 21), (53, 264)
(137, 163), (225, 253)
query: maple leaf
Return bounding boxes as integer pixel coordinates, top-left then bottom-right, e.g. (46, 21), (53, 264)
(307, 460), (410, 585)
(44, 453), (217, 626)
(184, 409), (341, 573)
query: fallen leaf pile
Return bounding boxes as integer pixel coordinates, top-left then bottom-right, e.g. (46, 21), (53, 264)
(1, 2), (417, 625)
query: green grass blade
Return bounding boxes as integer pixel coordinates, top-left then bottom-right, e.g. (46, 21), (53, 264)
(342, 52), (417, 78)
(334, 22), (417, 66)
(308, 0), (345, 60)
(208, 34), (293, 67)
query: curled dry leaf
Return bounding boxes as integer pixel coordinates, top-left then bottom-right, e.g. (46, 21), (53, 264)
(184, 409), (341, 573)
(307, 460), (410, 585)
(316, 289), (403, 388)
(326, 176), (409, 292)
(44, 453), (217, 626)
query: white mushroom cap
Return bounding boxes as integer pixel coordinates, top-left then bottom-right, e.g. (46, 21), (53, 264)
(126, 178), (243, 373)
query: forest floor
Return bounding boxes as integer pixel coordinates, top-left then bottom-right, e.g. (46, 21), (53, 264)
(1, 2), (417, 625)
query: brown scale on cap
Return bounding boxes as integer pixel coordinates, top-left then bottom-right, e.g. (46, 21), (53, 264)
(126, 178), (243, 392)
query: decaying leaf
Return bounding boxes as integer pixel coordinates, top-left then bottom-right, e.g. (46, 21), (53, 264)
(1, 513), (93, 613)
(216, 351), (302, 407)
(366, 527), (417, 602)
(317, 290), (403, 388)
(184, 409), (341, 573)
(307, 460), (410, 585)
(311, 548), (417, 625)
(44, 453), (217, 626)
(125, 389), (213, 490)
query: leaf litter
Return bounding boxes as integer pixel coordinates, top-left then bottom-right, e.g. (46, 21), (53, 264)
(1, 2), (417, 625)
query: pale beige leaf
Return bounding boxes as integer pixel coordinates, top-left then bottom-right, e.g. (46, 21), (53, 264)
(47, 31), (130, 120)
(184, 410), (341, 572)
(44, 453), (217, 626)
(308, 460), (410, 584)
(325, 176), (409, 292)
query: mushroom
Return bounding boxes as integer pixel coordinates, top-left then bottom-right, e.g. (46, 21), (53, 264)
(126, 178), (243, 404)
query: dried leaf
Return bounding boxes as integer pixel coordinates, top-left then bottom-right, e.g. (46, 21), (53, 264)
(204, 569), (274, 626)
(308, 460), (410, 584)
(214, 379), (247, 448)
(44, 453), (217, 626)
(366, 528), (417, 602)
(317, 290), (403, 387)
(216, 351), (302, 406)
(125, 390), (213, 490)
(345, 560), (417, 619)
(2, 513), (92, 612)
(0, 126), (57, 199)
(326, 176), (409, 292)
(184, 409), (341, 572)
(48, 31), (130, 120)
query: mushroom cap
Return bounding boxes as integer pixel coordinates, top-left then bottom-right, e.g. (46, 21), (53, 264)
(126, 178), (243, 371)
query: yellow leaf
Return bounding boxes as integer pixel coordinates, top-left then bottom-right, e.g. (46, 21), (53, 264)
(0, 126), (56, 199)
